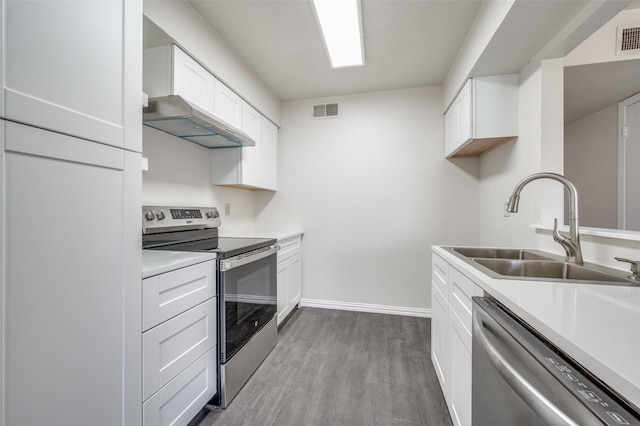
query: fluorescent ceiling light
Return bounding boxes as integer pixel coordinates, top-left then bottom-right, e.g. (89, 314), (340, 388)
(312, 0), (364, 68)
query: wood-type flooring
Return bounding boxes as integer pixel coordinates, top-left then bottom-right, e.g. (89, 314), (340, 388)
(191, 307), (452, 426)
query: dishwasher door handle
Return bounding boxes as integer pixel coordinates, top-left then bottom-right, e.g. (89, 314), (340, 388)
(473, 309), (580, 426)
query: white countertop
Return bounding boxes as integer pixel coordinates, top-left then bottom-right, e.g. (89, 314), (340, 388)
(221, 229), (304, 241)
(142, 250), (217, 279)
(433, 245), (640, 410)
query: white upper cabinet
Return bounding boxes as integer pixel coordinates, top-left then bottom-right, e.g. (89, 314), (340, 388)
(172, 46), (216, 113)
(144, 44), (243, 130)
(3, 0), (141, 151)
(211, 102), (278, 191)
(144, 44), (216, 114)
(444, 74), (518, 158)
(214, 80), (243, 129)
(259, 116), (278, 190)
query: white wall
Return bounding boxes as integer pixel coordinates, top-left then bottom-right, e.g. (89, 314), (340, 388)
(255, 87), (479, 312)
(477, 67), (546, 248)
(142, 127), (258, 235)
(564, 104), (618, 228)
(143, 0), (280, 124)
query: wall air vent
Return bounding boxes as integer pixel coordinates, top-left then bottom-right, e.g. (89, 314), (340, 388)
(617, 25), (640, 55)
(312, 103), (339, 118)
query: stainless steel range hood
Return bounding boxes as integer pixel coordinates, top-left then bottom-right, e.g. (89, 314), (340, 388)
(143, 95), (255, 148)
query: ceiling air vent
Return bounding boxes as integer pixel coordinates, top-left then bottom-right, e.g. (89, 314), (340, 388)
(313, 103), (339, 119)
(617, 25), (640, 55)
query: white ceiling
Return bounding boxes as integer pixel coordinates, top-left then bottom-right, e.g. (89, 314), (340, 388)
(146, 0), (640, 111)
(189, 0), (482, 101)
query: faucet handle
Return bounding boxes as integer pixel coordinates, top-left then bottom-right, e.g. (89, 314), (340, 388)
(615, 257), (640, 281)
(552, 218), (565, 242)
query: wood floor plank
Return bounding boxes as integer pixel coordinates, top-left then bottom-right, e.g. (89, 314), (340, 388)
(193, 308), (452, 426)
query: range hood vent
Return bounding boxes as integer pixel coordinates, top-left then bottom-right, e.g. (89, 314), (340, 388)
(143, 95), (255, 148)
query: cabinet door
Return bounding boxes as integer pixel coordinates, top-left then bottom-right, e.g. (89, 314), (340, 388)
(287, 255), (302, 308)
(241, 102), (261, 185)
(277, 236), (302, 325)
(431, 283), (449, 392)
(276, 253), (302, 326)
(2, 121), (141, 426)
(277, 262), (289, 325)
(449, 314), (472, 426)
(215, 80), (243, 129)
(142, 299), (217, 401)
(3, 0), (139, 149)
(444, 106), (457, 156)
(172, 46), (215, 114)
(260, 117), (278, 191)
(456, 81), (472, 146)
(143, 348), (217, 426)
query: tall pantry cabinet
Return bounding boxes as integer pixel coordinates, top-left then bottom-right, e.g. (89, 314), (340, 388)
(1, 2), (143, 426)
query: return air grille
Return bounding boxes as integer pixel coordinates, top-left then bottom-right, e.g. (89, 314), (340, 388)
(312, 103), (339, 118)
(617, 25), (640, 55)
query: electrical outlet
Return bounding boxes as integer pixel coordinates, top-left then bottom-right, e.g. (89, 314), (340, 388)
(504, 201), (510, 217)
(225, 203), (231, 216)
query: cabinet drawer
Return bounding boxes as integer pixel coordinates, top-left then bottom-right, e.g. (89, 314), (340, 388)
(278, 236), (301, 263)
(449, 268), (477, 334)
(143, 347), (217, 426)
(432, 253), (449, 298)
(142, 260), (216, 331)
(143, 299), (217, 401)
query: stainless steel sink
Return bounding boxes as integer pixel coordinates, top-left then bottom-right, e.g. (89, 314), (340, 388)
(445, 246), (637, 285)
(473, 259), (628, 283)
(451, 247), (551, 261)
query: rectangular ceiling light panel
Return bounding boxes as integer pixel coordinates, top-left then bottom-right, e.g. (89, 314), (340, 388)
(312, 0), (364, 68)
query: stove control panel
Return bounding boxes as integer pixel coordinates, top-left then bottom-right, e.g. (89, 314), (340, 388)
(142, 206), (221, 234)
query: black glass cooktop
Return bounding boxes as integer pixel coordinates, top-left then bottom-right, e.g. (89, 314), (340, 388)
(142, 228), (275, 258)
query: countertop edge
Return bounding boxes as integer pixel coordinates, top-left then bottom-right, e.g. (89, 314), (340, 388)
(142, 250), (217, 279)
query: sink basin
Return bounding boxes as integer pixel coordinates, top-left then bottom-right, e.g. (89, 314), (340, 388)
(444, 246), (638, 285)
(451, 247), (551, 261)
(473, 259), (629, 283)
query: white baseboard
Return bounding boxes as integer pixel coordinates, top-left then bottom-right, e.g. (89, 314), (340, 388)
(299, 298), (431, 318)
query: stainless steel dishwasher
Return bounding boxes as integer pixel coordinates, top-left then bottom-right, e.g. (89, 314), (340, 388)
(472, 296), (640, 425)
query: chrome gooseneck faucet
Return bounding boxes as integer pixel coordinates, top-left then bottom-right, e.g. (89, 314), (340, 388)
(506, 172), (583, 265)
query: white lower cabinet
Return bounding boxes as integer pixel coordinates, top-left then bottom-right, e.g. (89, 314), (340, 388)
(143, 299), (217, 400)
(142, 261), (217, 426)
(143, 348), (217, 426)
(142, 260), (216, 331)
(449, 310), (472, 426)
(431, 251), (481, 426)
(276, 234), (303, 325)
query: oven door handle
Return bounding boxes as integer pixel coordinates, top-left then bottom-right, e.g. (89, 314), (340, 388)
(221, 245), (280, 271)
(472, 309), (580, 426)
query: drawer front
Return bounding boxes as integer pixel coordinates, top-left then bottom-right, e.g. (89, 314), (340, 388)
(143, 347), (217, 426)
(449, 268), (477, 335)
(142, 260), (216, 331)
(143, 299), (217, 401)
(277, 235), (301, 263)
(432, 253), (449, 298)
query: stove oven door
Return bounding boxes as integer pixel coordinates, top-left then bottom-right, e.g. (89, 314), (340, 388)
(219, 246), (278, 363)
